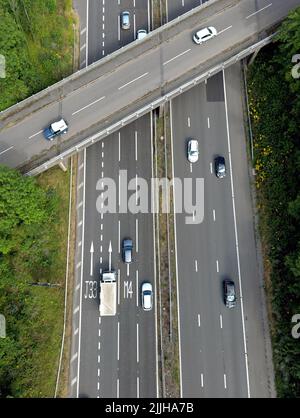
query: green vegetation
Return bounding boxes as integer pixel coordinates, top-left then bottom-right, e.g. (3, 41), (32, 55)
(0, 165), (70, 397)
(0, 0), (75, 111)
(248, 7), (300, 397)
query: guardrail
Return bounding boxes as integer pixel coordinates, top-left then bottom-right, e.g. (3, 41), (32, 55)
(27, 34), (274, 176)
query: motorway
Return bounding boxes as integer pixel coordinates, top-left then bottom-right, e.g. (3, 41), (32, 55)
(70, 0), (157, 398)
(1, 0), (299, 170)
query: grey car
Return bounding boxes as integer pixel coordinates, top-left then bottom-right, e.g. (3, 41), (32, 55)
(121, 11), (130, 30)
(223, 280), (236, 309)
(122, 238), (133, 263)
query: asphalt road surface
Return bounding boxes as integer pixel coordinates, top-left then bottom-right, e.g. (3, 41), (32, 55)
(171, 64), (274, 397)
(1, 0), (298, 169)
(71, 0), (157, 398)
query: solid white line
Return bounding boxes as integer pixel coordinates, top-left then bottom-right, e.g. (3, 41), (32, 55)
(195, 260), (198, 272)
(134, 13), (136, 40)
(207, 117), (210, 129)
(118, 72), (148, 90)
(119, 173), (121, 208)
(117, 322), (120, 361)
(170, 100), (183, 397)
(220, 314), (223, 329)
(136, 270), (139, 307)
(0, 146), (14, 156)
(217, 25), (233, 36)
(72, 96), (105, 116)
(118, 269), (120, 305)
(76, 148), (86, 398)
(117, 379), (119, 398)
(137, 377), (140, 398)
(137, 323), (139, 363)
(136, 218), (139, 253)
(223, 69), (250, 398)
(150, 111), (159, 398)
(224, 374), (227, 389)
(201, 373), (204, 387)
(86, 0), (89, 66)
(118, 132), (121, 162)
(246, 3), (272, 19)
(28, 130), (43, 140)
(163, 48), (191, 66)
(210, 162), (213, 174)
(213, 209), (216, 222)
(216, 260), (219, 273)
(198, 314), (201, 327)
(135, 131), (138, 161)
(118, 220), (120, 253)
(118, 15), (120, 41)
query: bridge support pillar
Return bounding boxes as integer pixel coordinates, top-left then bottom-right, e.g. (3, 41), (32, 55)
(58, 159), (68, 172)
(248, 46), (262, 67)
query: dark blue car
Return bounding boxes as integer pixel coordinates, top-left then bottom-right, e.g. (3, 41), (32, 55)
(44, 118), (68, 140)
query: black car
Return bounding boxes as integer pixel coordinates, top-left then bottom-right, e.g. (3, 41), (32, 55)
(223, 279), (236, 308)
(122, 238), (133, 263)
(215, 156), (226, 178)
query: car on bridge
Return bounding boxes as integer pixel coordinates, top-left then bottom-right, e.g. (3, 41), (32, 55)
(43, 118), (68, 140)
(193, 26), (217, 44)
(223, 279), (236, 309)
(137, 29), (147, 40)
(121, 11), (130, 30)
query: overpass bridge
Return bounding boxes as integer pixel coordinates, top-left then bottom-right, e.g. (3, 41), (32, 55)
(0, 0), (298, 174)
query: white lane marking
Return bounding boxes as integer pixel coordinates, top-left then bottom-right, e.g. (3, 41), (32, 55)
(217, 25), (233, 36)
(76, 283), (80, 291)
(98, 329), (101, 337)
(137, 377), (140, 398)
(78, 241), (82, 247)
(198, 314), (201, 327)
(223, 69), (250, 397)
(201, 373), (204, 387)
(117, 322), (120, 361)
(76, 148), (86, 398)
(100, 268), (102, 274)
(118, 172), (121, 208)
(100, 245), (102, 253)
(76, 262), (81, 269)
(213, 209), (216, 222)
(102, 141), (104, 149)
(192, 210), (195, 222)
(71, 377), (77, 386)
(210, 162), (213, 174)
(118, 269), (120, 305)
(28, 130), (43, 140)
(79, 163), (84, 170)
(101, 151), (104, 159)
(80, 43), (86, 51)
(78, 182), (84, 189)
(100, 257), (102, 264)
(117, 379), (120, 398)
(100, 235), (103, 241)
(98, 355), (100, 363)
(163, 48), (191, 66)
(135, 131), (138, 161)
(136, 174), (138, 205)
(74, 328), (79, 335)
(86, 0), (89, 66)
(190, 163), (192, 173)
(73, 306), (79, 314)
(71, 352), (78, 362)
(187, 117), (191, 127)
(118, 132), (121, 162)
(98, 341), (101, 350)
(101, 224), (103, 231)
(77, 201), (83, 209)
(127, 262), (129, 277)
(224, 374), (227, 389)
(134, 13), (136, 40)
(136, 270), (139, 307)
(72, 96), (105, 116)
(99, 316), (101, 325)
(220, 314), (223, 329)
(246, 3), (272, 19)
(78, 220), (83, 227)
(170, 100), (183, 397)
(137, 323), (139, 363)
(97, 382), (100, 391)
(80, 27), (86, 35)
(195, 260), (198, 272)
(207, 117), (210, 129)
(118, 15), (120, 41)
(118, 220), (120, 253)
(98, 369), (100, 377)
(101, 161), (104, 168)
(136, 218), (139, 253)
(118, 72), (149, 90)
(216, 260), (219, 273)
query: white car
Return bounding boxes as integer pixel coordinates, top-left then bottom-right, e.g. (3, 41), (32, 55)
(141, 282), (153, 311)
(193, 26), (217, 44)
(137, 29), (147, 40)
(187, 139), (199, 163)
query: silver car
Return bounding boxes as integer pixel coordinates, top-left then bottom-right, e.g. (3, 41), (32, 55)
(137, 29), (147, 40)
(187, 139), (199, 163)
(193, 26), (217, 44)
(121, 11), (130, 30)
